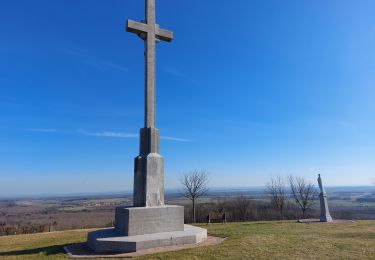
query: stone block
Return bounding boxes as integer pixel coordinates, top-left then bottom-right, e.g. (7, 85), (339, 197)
(115, 205), (184, 236)
(134, 153), (164, 207)
(139, 127), (160, 154)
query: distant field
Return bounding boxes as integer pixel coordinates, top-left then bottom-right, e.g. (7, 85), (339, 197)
(1, 188), (374, 236)
(0, 221), (374, 259)
(0, 197), (131, 234)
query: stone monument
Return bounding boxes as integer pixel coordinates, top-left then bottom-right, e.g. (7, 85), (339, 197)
(318, 174), (333, 222)
(87, 0), (207, 253)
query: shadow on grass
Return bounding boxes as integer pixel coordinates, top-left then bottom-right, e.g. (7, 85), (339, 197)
(0, 244), (68, 256)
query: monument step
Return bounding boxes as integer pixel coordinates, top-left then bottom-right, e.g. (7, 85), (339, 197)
(87, 224), (207, 253)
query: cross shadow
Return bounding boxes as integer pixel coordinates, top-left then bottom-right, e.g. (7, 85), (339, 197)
(0, 244), (68, 256)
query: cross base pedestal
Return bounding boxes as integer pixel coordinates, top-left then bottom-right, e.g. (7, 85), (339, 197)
(114, 205), (184, 236)
(134, 153), (164, 207)
(87, 224), (207, 253)
(87, 205), (208, 253)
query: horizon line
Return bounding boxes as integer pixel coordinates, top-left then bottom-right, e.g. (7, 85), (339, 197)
(0, 185), (373, 200)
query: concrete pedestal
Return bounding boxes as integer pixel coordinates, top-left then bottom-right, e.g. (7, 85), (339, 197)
(87, 205), (207, 253)
(134, 153), (164, 207)
(133, 127), (164, 207)
(87, 225), (207, 253)
(115, 205), (184, 236)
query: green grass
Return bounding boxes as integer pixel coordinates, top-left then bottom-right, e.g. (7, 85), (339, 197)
(0, 221), (375, 259)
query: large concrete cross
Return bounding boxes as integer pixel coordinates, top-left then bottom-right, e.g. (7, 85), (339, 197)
(87, 2), (207, 253)
(126, 0), (173, 207)
(126, 0), (173, 128)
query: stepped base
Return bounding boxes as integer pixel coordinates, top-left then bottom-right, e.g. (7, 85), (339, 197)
(87, 225), (207, 253)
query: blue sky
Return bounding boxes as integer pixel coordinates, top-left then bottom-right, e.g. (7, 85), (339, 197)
(1, 0), (375, 196)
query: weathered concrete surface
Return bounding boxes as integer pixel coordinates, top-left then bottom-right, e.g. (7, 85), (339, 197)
(115, 205), (184, 236)
(133, 152), (164, 207)
(133, 127), (164, 207)
(87, 225), (207, 253)
(139, 127), (160, 154)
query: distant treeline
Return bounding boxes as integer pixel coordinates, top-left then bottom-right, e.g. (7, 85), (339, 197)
(0, 222), (54, 236)
(0, 220), (114, 236)
(182, 197), (318, 224)
(356, 196), (375, 203)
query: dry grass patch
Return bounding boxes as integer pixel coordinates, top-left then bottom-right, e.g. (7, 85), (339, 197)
(0, 221), (374, 259)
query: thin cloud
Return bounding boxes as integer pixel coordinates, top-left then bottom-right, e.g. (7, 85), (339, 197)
(81, 130), (138, 139)
(28, 128), (65, 133)
(100, 61), (128, 72)
(162, 67), (199, 86)
(65, 49), (128, 72)
(26, 128), (189, 142)
(160, 136), (190, 142)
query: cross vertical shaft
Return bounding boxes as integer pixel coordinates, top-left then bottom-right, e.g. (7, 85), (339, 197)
(145, 0), (156, 128)
(126, 0), (173, 207)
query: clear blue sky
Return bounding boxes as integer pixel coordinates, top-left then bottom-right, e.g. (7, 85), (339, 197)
(1, 0), (375, 196)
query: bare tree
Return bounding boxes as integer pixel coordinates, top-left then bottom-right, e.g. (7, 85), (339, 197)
(214, 199), (227, 215)
(180, 170), (209, 223)
(288, 175), (317, 218)
(234, 196), (252, 221)
(265, 176), (287, 219)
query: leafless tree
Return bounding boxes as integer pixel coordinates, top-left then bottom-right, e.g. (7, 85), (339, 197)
(288, 175), (318, 218)
(265, 176), (287, 219)
(180, 170), (209, 223)
(214, 199), (227, 215)
(234, 196), (252, 221)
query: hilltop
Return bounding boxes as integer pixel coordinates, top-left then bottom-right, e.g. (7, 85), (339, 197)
(0, 220), (374, 259)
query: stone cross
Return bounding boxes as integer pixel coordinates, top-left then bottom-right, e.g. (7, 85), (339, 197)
(126, 0), (173, 207)
(126, 0), (173, 128)
(86, 2), (207, 253)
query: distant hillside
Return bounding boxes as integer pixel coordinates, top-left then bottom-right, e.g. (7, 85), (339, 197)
(1, 185), (373, 200)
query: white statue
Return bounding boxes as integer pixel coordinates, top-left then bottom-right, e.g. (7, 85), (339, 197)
(317, 174), (332, 222)
(318, 174), (326, 195)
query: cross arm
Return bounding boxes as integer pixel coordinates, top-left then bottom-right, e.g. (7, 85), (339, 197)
(126, 20), (148, 35)
(126, 19), (173, 43)
(156, 27), (173, 42)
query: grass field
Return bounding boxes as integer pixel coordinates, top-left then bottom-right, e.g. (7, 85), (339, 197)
(0, 221), (374, 259)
